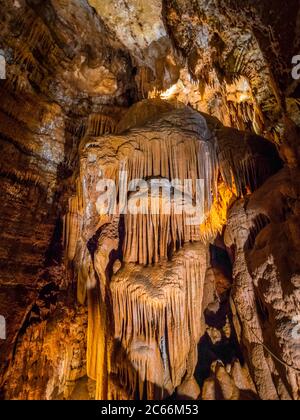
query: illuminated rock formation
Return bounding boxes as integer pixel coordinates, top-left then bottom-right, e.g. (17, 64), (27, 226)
(60, 99), (282, 400)
(0, 0), (299, 402)
(65, 101), (218, 399)
(110, 243), (207, 399)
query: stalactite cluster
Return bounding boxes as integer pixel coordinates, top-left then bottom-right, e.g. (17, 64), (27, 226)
(111, 243), (207, 399)
(62, 99), (284, 399)
(1, 0), (299, 402)
(87, 114), (117, 137)
(64, 102), (218, 398)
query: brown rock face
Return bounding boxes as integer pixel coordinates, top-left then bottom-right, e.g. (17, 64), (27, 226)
(2, 305), (88, 400)
(0, 0), (299, 401)
(225, 167), (300, 400)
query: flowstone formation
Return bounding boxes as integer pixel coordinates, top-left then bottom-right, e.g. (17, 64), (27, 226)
(0, 0), (300, 402)
(65, 100), (218, 399)
(111, 243), (207, 399)
(62, 99), (283, 400)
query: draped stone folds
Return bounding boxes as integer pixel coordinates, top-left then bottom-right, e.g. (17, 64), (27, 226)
(1, 0), (297, 401)
(63, 99), (282, 399)
(110, 243), (207, 399)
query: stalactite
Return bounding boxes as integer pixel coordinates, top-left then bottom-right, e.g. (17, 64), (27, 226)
(65, 100), (281, 400)
(63, 196), (82, 262)
(123, 192), (203, 265)
(110, 243), (207, 399)
(87, 114), (117, 137)
(125, 133), (218, 209)
(0, 89), (43, 124)
(18, 13), (56, 58)
(217, 128), (282, 196)
(14, 47), (37, 74)
(2, 70), (29, 94)
(5, 10), (62, 96)
(0, 109), (42, 155)
(136, 67), (154, 100)
(67, 103), (218, 400)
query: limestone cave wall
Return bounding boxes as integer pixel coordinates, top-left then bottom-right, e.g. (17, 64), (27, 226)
(0, 0), (299, 400)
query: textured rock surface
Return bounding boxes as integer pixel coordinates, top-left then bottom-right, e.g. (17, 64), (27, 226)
(110, 243), (207, 399)
(0, 0), (299, 401)
(1, 304), (88, 400)
(63, 100), (282, 400)
(202, 359), (257, 400)
(66, 102), (218, 399)
(225, 167), (300, 400)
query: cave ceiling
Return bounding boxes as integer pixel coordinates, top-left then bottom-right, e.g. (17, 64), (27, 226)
(0, 0), (300, 402)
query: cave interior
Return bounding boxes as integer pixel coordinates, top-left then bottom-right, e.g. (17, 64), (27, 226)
(0, 0), (300, 401)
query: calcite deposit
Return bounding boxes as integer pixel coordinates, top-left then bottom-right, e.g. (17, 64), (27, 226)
(0, 0), (299, 401)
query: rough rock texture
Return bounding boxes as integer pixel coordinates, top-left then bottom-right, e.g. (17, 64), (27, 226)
(0, 0), (136, 392)
(110, 243), (207, 399)
(225, 167), (300, 400)
(62, 100), (281, 400)
(0, 0), (299, 401)
(202, 359), (257, 400)
(1, 304), (88, 400)
(65, 102), (218, 399)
